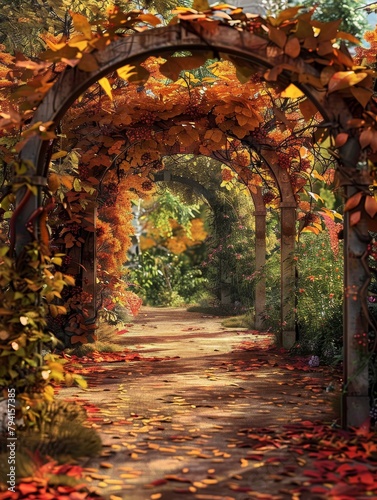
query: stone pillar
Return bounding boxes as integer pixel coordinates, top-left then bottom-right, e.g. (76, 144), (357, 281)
(280, 202), (296, 349)
(339, 141), (370, 428)
(254, 210), (266, 329)
(342, 191), (370, 427)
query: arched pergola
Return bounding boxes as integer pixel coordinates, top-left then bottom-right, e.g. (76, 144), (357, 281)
(13, 22), (371, 427)
(154, 168), (265, 321)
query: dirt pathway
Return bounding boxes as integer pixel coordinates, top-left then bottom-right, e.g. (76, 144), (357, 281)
(58, 307), (371, 500)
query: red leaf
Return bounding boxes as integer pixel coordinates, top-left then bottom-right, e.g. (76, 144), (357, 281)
(149, 479), (168, 486)
(304, 470), (322, 478)
(311, 487), (329, 494)
(344, 192), (363, 212)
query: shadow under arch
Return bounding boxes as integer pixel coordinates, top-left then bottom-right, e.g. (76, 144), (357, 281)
(14, 22), (369, 427)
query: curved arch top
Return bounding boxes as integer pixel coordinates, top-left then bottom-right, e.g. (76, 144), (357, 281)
(20, 23), (350, 178)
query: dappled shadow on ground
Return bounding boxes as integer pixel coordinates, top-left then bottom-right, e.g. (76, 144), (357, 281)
(55, 307), (377, 500)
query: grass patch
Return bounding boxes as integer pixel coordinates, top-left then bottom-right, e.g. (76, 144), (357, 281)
(67, 340), (121, 357)
(221, 315), (250, 328)
(67, 323), (124, 357)
(0, 401), (101, 483)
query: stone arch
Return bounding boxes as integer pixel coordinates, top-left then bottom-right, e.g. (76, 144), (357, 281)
(13, 22), (369, 426)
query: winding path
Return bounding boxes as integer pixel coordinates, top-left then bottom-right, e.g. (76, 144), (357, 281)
(60, 307), (337, 500)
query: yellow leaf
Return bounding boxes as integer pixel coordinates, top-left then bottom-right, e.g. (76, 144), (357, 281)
(48, 361), (65, 372)
(117, 65), (137, 81)
(281, 83), (304, 99)
(328, 71), (368, 93)
(49, 304), (58, 318)
(99, 77), (113, 100)
(74, 375), (88, 389)
(311, 170), (325, 182)
(138, 13), (161, 26)
(70, 11), (92, 39)
(51, 150), (68, 160)
(44, 385), (55, 402)
(308, 191), (323, 203)
(301, 226), (320, 235)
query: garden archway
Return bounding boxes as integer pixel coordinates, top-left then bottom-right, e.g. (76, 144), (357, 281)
(14, 20), (371, 427)
(153, 168), (266, 324)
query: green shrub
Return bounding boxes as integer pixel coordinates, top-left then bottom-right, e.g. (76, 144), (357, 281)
(0, 401), (101, 482)
(129, 249), (207, 306)
(261, 232), (343, 362)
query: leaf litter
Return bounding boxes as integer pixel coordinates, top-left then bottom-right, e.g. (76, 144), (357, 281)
(3, 314), (377, 499)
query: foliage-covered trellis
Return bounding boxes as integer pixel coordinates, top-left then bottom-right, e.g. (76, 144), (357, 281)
(1, 2), (377, 427)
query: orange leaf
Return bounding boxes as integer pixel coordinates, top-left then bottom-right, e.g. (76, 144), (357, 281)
(160, 54), (208, 81)
(350, 210), (361, 226)
(328, 71), (368, 93)
(337, 31), (361, 45)
(77, 53), (99, 72)
(370, 130), (377, 152)
(138, 13), (162, 26)
(344, 192), (363, 212)
(335, 132), (348, 147)
(350, 86), (373, 108)
(359, 128), (373, 149)
(71, 335), (89, 344)
(18, 483), (38, 495)
(285, 37), (300, 58)
(69, 11), (92, 39)
(269, 27), (287, 48)
(299, 98), (317, 121)
(364, 195), (377, 218)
